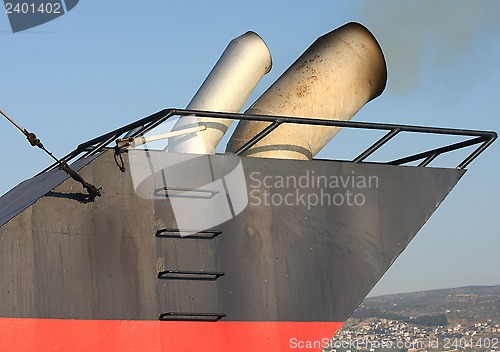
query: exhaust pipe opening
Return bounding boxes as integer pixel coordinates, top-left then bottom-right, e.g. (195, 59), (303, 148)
(168, 31), (272, 154)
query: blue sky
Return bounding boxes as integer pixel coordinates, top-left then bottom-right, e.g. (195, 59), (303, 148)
(1, 0), (499, 296)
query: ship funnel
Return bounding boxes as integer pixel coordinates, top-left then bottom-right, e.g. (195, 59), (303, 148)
(226, 22), (387, 159)
(168, 31), (272, 154)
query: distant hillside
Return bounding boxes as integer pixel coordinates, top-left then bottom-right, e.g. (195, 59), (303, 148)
(349, 285), (500, 326)
(332, 286), (500, 352)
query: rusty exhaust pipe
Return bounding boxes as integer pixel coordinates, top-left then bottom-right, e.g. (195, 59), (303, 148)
(226, 22), (387, 159)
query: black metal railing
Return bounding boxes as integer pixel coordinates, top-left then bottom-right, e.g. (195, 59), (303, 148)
(42, 108), (497, 172)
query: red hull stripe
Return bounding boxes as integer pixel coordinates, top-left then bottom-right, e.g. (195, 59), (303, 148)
(0, 318), (343, 351)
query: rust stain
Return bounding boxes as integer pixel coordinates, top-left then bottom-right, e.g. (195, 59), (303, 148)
(296, 55), (321, 71)
(296, 85), (311, 98)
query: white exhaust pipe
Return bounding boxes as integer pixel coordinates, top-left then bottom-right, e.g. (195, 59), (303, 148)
(226, 22), (387, 160)
(168, 31), (272, 154)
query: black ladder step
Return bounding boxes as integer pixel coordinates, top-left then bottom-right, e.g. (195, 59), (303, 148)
(154, 187), (219, 199)
(158, 270), (224, 281)
(156, 228), (222, 239)
(159, 312), (226, 322)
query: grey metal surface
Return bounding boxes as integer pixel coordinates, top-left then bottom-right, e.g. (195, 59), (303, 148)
(0, 150), (464, 322)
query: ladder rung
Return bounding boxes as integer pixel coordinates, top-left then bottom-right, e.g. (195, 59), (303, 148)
(154, 187), (219, 199)
(158, 270), (224, 281)
(159, 312), (226, 322)
(156, 228), (221, 239)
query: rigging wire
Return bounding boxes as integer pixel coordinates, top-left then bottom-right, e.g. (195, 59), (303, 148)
(0, 108), (101, 199)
